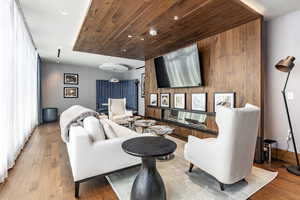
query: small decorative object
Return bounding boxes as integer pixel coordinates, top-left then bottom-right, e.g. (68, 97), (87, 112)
(150, 93), (158, 106)
(214, 92), (235, 112)
(64, 73), (79, 85)
(192, 93), (207, 111)
(64, 87), (78, 98)
(141, 73), (145, 98)
(174, 93), (185, 109)
(160, 93), (170, 107)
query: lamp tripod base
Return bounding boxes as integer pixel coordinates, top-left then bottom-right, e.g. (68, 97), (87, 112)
(287, 165), (300, 176)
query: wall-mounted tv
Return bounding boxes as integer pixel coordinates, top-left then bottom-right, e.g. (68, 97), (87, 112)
(154, 44), (202, 88)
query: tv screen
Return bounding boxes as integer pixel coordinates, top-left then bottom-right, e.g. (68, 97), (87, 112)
(154, 44), (202, 88)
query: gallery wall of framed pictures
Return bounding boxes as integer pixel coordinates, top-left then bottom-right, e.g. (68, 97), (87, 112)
(148, 91), (235, 113)
(63, 73), (79, 98)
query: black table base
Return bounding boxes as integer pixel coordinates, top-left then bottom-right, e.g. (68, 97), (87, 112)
(131, 158), (166, 200)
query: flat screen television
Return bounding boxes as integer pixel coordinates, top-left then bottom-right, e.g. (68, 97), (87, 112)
(154, 44), (202, 88)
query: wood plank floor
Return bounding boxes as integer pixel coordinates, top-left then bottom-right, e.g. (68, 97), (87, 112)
(0, 123), (299, 200)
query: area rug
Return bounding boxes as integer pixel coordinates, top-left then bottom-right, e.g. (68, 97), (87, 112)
(106, 136), (278, 200)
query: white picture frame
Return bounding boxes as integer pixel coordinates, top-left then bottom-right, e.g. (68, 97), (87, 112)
(192, 93), (207, 111)
(174, 93), (185, 109)
(214, 92), (235, 113)
(150, 94), (158, 106)
(160, 93), (170, 107)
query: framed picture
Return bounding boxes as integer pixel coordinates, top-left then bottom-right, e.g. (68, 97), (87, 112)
(174, 93), (185, 109)
(64, 73), (79, 85)
(160, 93), (170, 107)
(141, 73), (145, 98)
(192, 93), (207, 111)
(64, 87), (79, 98)
(150, 94), (158, 106)
(214, 92), (235, 112)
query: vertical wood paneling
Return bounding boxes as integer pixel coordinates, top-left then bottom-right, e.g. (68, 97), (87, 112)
(145, 19), (263, 138)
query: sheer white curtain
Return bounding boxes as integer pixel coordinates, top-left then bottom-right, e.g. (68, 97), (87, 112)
(0, 0), (38, 182)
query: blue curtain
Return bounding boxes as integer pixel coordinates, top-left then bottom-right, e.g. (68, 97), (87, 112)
(96, 80), (138, 112)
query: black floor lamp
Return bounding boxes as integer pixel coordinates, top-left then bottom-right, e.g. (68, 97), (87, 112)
(275, 56), (300, 176)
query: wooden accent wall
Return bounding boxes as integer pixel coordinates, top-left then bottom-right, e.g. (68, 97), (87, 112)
(144, 19), (264, 138)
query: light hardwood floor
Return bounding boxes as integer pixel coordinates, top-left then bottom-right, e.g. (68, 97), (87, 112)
(0, 123), (299, 200)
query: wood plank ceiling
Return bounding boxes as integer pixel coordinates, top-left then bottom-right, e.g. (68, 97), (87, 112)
(73, 0), (262, 61)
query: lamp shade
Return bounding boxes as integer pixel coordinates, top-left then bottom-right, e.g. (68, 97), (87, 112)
(275, 56), (295, 72)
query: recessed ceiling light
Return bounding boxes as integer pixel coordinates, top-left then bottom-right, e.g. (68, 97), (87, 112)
(128, 35), (133, 38)
(140, 38), (145, 41)
(122, 49), (127, 52)
(60, 11), (69, 16)
(149, 28), (157, 36)
(174, 16), (179, 20)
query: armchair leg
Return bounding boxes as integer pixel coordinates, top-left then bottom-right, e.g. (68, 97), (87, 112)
(219, 182), (225, 191)
(75, 182), (80, 198)
(189, 163), (194, 172)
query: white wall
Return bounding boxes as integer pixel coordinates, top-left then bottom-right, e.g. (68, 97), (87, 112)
(265, 10), (300, 152)
(121, 68), (145, 116)
(42, 62), (120, 114)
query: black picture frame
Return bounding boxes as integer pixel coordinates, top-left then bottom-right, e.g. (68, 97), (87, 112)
(213, 92), (235, 113)
(191, 93), (207, 112)
(140, 73), (145, 98)
(150, 93), (158, 106)
(174, 93), (186, 109)
(160, 93), (170, 108)
(64, 87), (79, 98)
(64, 73), (79, 85)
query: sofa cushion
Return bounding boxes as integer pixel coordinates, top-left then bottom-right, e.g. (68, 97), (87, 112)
(100, 119), (118, 139)
(83, 116), (105, 142)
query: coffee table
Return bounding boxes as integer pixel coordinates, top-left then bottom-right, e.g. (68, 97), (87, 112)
(148, 125), (174, 137)
(148, 125), (175, 160)
(134, 119), (156, 133)
(122, 136), (177, 200)
(127, 116), (142, 129)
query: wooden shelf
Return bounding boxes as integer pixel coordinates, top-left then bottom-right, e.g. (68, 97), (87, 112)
(149, 117), (218, 136)
(146, 106), (218, 137)
(147, 105), (216, 116)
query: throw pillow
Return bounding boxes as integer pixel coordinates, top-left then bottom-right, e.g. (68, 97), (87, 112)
(83, 116), (105, 142)
(100, 119), (118, 139)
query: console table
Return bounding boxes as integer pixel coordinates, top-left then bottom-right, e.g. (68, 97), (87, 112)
(122, 136), (177, 200)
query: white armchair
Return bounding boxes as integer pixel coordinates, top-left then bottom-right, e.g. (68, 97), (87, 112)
(184, 104), (260, 190)
(108, 98), (133, 123)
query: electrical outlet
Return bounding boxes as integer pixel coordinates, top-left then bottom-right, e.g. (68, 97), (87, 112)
(287, 91), (294, 100)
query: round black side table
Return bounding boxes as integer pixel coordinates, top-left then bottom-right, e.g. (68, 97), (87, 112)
(122, 136), (177, 200)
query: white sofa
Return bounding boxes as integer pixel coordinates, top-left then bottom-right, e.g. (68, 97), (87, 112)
(184, 104), (260, 190)
(66, 118), (142, 198)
